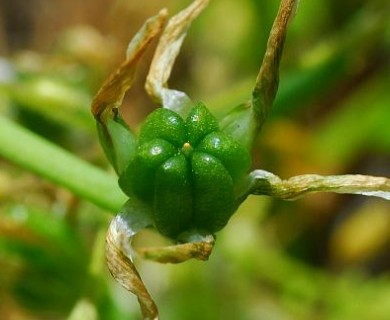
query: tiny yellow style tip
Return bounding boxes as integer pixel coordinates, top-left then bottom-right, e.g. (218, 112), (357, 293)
(182, 142), (193, 157)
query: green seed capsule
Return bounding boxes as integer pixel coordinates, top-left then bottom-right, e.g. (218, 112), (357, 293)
(197, 131), (251, 182)
(139, 108), (186, 147)
(154, 154), (192, 237)
(119, 138), (177, 201)
(191, 152), (237, 232)
(118, 102), (251, 238)
(186, 103), (219, 146)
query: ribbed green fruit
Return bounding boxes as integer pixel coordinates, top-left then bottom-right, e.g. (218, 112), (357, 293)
(119, 102), (251, 238)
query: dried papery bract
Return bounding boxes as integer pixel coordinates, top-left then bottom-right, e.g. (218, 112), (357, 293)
(146, 0), (210, 117)
(92, 10), (168, 119)
(136, 234), (215, 263)
(252, 0), (299, 129)
(106, 216), (158, 319)
(244, 170), (390, 201)
(91, 10), (168, 175)
(220, 0), (299, 149)
(105, 201), (215, 319)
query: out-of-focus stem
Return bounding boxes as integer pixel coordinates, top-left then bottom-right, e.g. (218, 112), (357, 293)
(0, 114), (126, 212)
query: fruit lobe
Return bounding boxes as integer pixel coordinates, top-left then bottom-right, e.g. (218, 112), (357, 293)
(119, 102), (251, 238)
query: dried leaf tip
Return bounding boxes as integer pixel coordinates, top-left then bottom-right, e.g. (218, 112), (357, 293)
(125, 8), (169, 60)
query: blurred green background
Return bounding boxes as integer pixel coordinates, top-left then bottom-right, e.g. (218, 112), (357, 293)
(0, 0), (390, 319)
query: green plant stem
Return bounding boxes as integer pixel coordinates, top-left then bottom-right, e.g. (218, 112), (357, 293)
(0, 114), (126, 212)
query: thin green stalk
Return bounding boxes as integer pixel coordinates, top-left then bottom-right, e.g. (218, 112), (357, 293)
(0, 114), (126, 212)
